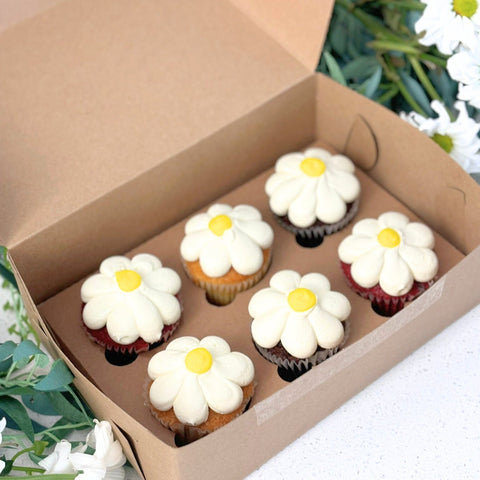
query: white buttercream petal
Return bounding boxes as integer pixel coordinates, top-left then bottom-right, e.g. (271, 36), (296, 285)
(208, 204), (232, 217)
(127, 291), (164, 343)
(144, 268), (181, 295)
(173, 373), (209, 425)
(351, 247), (385, 288)
(303, 148), (332, 161)
(199, 237), (231, 277)
(276, 152), (304, 174)
(248, 289), (287, 317)
(352, 218), (380, 237)
(180, 230), (213, 262)
(149, 369), (187, 411)
(185, 213), (211, 234)
(148, 350), (185, 378)
(325, 169), (361, 203)
(212, 352), (255, 386)
(270, 270), (301, 293)
(338, 235), (377, 263)
(83, 293), (121, 329)
(167, 336), (200, 353)
(131, 254), (162, 277)
(280, 314), (318, 358)
(404, 223), (435, 248)
(379, 212), (409, 230)
(315, 176), (347, 223)
(319, 291), (351, 321)
(235, 220), (274, 249)
(287, 178), (318, 227)
(299, 273), (330, 298)
(379, 249), (414, 296)
(399, 245), (439, 282)
(199, 371), (244, 414)
(81, 274), (117, 303)
(99, 256), (132, 276)
(231, 205), (261, 221)
(105, 305), (139, 344)
(268, 176), (306, 216)
(142, 287), (181, 325)
(265, 172), (292, 196)
(308, 308), (345, 349)
(229, 230), (264, 275)
(200, 336), (231, 357)
(327, 154), (355, 173)
(251, 308), (289, 348)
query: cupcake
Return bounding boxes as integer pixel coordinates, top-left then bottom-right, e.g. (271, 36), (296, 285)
(265, 147), (361, 247)
(180, 204), (274, 305)
(249, 270), (350, 381)
(146, 336), (255, 444)
(338, 211), (439, 316)
(81, 253), (182, 365)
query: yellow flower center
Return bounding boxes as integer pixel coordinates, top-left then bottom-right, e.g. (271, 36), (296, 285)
(300, 157), (326, 177)
(287, 288), (317, 312)
(432, 133), (454, 154)
(377, 228), (401, 248)
(115, 269), (142, 292)
(185, 348), (213, 374)
(453, 0), (478, 17)
(208, 214), (233, 236)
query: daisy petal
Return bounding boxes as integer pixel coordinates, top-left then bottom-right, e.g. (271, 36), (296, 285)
(268, 176), (306, 216)
(199, 237), (231, 277)
(251, 308), (289, 348)
(303, 148), (332, 161)
(149, 370), (187, 411)
(379, 249), (414, 296)
(287, 178), (318, 227)
(167, 336), (200, 352)
(212, 352), (254, 385)
(208, 204), (232, 217)
(319, 291), (351, 321)
(199, 371), (244, 414)
(352, 218), (380, 237)
(265, 172), (293, 195)
(308, 308), (344, 349)
(173, 373), (209, 425)
(127, 292), (163, 343)
(180, 230), (212, 262)
(231, 205), (261, 221)
(100, 256), (131, 276)
(144, 267), (181, 295)
(131, 254), (162, 276)
(281, 314), (318, 358)
(404, 222), (435, 248)
(378, 212), (409, 230)
(270, 270), (301, 293)
(83, 293), (120, 329)
(185, 213), (210, 234)
(148, 350), (185, 378)
(276, 152), (304, 174)
(142, 288), (181, 325)
(229, 230), (264, 275)
(315, 176), (347, 223)
(81, 274), (117, 303)
(235, 219), (274, 249)
(399, 245), (439, 282)
(351, 247), (385, 288)
(338, 235), (377, 263)
(299, 273), (330, 298)
(105, 305), (139, 344)
(248, 289), (286, 317)
(200, 336), (231, 356)
(325, 168), (361, 203)
(327, 154), (355, 173)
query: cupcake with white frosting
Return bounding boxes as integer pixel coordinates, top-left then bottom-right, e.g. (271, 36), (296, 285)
(249, 270), (350, 381)
(81, 253), (182, 365)
(180, 203), (274, 305)
(265, 147), (361, 247)
(146, 335), (255, 444)
(338, 211), (439, 316)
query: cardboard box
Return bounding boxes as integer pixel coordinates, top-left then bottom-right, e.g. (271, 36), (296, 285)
(1, 1), (480, 478)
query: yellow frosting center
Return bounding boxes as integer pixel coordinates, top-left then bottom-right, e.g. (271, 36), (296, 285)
(208, 214), (233, 236)
(287, 288), (317, 312)
(377, 228), (401, 248)
(453, 0), (478, 17)
(185, 348), (213, 374)
(115, 269), (142, 292)
(300, 157), (326, 177)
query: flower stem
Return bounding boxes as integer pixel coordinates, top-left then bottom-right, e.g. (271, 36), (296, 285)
(368, 40), (419, 55)
(11, 466), (45, 474)
(65, 385), (94, 426)
(0, 474), (77, 479)
(408, 55), (442, 102)
(418, 52), (447, 68)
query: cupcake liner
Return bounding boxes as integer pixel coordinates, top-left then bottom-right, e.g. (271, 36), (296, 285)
(182, 250), (272, 306)
(340, 261), (436, 316)
(274, 198), (359, 248)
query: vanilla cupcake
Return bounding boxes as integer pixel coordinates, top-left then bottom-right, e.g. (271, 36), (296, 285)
(338, 211), (439, 316)
(146, 336), (255, 444)
(265, 147), (361, 247)
(180, 204), (274, 305)
(81, 254), (182, 365)
(249, 270), (350, 381)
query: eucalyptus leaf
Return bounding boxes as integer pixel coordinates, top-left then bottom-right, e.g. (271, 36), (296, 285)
(13, 340), (46, 362)
(34, 359), (74, 392)
(343, 56), (380, 81)
(399, 70), (433, 116)
(0, 358), (12, 373)
(21, 391), (60, 416)
(323, 51), (347, 86)
(365, 66), (383, 98)
(0, 386), (38, 397)
(0, 341), (16, 362)
(44, 391), (86, 423)
(0, 396), (35, 442)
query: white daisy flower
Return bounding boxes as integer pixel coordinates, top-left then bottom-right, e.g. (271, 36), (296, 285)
(265, 148), (360, 227)
(249, 270), (350, 359)
(338, 212), (439, 296)
(81, 254), (181, 345)
(400, 100), (480, 173)
(0, 417), (6, 474)
(447, 45), (480, 108)
(38, 440), (81, 475)
(180, 204), (273, 277)
(415, 0), (480, 54)
(148, 336), (255, 426)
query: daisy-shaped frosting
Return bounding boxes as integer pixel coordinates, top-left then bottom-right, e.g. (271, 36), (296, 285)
(447, 45), (480, 109)
(180, 204), (274, 277)
(338, 212), (439, 297)
(249, 270), (350, 359)
(415, 0), (480, 54)
(148, 336), (255, 426)
(81, 254), (181, 345)
(265, 148), (361, 228)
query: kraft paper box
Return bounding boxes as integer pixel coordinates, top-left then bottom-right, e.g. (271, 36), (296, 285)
(1, 1), (479, 478)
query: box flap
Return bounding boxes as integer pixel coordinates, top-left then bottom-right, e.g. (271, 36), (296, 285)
(0, 0), (323, 250)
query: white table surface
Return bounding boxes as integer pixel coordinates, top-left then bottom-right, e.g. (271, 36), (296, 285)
(1, 285), (479, 480)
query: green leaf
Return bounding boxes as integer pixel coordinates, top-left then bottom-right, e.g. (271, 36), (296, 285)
(13, 340), (46, 363)
(21, 391), (60, 416)
(364, 66), (383, 98)
(399, 70), (433, 116)
(343, 56), (380, 81)
(44, 391), (87, 423)
(34, 359), (74, 391)
(0, 341), (16, 362)
(0, 396), (35, 442)
(0, 386), (38, 397)
(323, 51), (347, 86)
(33, 440), (49, 456)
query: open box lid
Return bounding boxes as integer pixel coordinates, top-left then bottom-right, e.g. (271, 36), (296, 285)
(0, 0), (333, 252)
